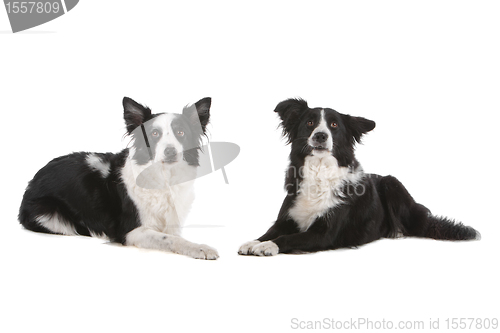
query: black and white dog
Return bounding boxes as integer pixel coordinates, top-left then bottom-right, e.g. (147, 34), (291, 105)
(19, 97), (219, 260)
(239, 98), (479, 256)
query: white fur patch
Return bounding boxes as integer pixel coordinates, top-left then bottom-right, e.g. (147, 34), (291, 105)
(89, 230), (109, 241)
(125, 227), (219, 259)
(121, 113), (215, 258)
(121, 149), (197, 236)
(151, 114), (185, 163)
(238, 240), (261, 255)
(309, 110), (333, 154)
(289, 154), (363, 232)
(36, 213), (77, 235)
(250, 241), (279, 256)
(86, 154), (110, 178)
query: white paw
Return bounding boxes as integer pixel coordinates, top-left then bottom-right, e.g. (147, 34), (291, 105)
(250, 241), (279, 256)
(185, 244), (219, 260)
(238, 240), (261, 255)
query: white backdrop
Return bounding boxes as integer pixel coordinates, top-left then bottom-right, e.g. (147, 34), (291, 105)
(1, 1), (499, 332)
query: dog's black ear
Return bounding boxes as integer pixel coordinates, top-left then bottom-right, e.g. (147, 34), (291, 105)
(343, 115), (376, 143)
(274, 98), (308, 143)
(183, 97), (211, 134)
(123, 97), (152, 133)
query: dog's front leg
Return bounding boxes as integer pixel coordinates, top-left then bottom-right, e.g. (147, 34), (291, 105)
(246, 218), (336, 256)
(125, 226), (219, 260)
(238, 218), (299, 255)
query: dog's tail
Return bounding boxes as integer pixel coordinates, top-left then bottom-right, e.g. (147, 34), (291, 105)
(405, 203), (480, 240)
(379, 175), (480, 241)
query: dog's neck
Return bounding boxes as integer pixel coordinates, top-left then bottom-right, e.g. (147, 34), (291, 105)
(285, 150), (363, 195)
(299, 154), (363, 194)
(124, 148), (197, 190)
(121, 152), (197, 235)
(288, 153), (364, 232)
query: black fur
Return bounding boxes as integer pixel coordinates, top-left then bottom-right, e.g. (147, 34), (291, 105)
(245, 98), (479, 255)
(18, 97), (210, 244)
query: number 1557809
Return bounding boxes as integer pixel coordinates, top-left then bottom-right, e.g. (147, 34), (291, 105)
(5, 1), (61, 14)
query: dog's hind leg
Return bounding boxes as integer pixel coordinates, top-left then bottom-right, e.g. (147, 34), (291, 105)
(19, 213), (58, 234)
(379, 175), (479, 241)
(125, 226), (219, 260)
(18, 196), (89, 236)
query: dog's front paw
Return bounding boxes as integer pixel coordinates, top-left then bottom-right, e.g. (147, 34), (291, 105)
(238, 240), (261, 255)
(250, 241), (279, 256)
(186, 244), (219, 260)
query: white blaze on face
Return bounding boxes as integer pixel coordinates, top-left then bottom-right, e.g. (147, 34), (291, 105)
(151, 114), (184, 163)
(308, 110), (333, 154)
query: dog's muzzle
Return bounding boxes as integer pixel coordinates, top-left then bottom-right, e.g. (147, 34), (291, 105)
(163, 146), (178, 163)
(311, 132), (329, 150)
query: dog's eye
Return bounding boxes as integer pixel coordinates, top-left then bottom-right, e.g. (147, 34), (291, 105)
(177, 130), (185, 137)
(331, 122), (338, 128)
(307, 121), (314, 126)
(151, 130), (160, 137)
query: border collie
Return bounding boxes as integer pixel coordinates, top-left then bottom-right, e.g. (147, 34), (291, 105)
(238, 98), (479, 256)
(19, 97), (219, 260)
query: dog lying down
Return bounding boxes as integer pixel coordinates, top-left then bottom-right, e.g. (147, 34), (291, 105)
(19, 97), (219, 260)
(239, 98), (479, 256)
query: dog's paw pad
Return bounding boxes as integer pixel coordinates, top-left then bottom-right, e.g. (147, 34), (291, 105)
(251, 241), (279, 256)
(238, 240), (261, 255)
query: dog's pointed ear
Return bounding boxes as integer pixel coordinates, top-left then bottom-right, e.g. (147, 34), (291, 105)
(274, 98), (308, 142)
(343, 115), (376, 143)
(123, 97), (152, 133)
(183, 97), (211, 134)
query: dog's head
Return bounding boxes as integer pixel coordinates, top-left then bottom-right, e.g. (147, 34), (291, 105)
(274, 98), (375, 167)
(123, 97), (211, 166)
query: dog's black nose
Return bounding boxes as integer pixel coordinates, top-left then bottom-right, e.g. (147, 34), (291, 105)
(164, 146), (177, 158)
(313, 132), (328, 143)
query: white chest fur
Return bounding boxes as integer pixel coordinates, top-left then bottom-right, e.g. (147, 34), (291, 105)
(121, 156), (196, 236)
(288, 154), (363, 232)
